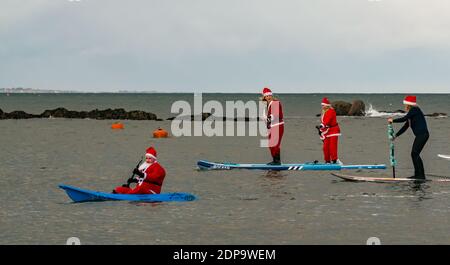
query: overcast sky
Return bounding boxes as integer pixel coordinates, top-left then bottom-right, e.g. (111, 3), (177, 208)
(1, 0), (450, 93)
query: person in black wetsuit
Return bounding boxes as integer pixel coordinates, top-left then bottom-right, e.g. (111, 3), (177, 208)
(388, 95), (429, 180)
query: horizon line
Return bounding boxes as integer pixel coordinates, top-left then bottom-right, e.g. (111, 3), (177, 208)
(1, 91), (450, 95)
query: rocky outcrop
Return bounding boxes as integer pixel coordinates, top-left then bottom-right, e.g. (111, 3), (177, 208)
(348, 100), (366, 116)
(166, 113), (260, 121)
(4, 111), (39, 119)
(376, 110), (447, 117)
(424, 112), (447, 117)
(332, 101), (352, 116)
(167, 113), (212, 121)
(0, 108), (158, 120)
(316, 99), (366, 116)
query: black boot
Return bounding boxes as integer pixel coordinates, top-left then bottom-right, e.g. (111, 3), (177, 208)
(273, 154), (281, 165)
(267, 154), (281, 165)
(407, 175), (426, 181)
(414, 175), (426, 180)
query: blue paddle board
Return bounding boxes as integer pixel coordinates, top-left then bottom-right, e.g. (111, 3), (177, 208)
(197, 160), (386, 171)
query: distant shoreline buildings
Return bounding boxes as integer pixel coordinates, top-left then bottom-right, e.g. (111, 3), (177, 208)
(0, 88), (160, 94)
(0, 87), (77, 93)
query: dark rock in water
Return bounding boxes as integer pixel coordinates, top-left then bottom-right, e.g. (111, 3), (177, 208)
(126, 110), (157, 120)
(87, 108), (129, 120)
(0, 109), (5, 119)
(220, 117), (261, 122)
(348, 100), (365, 116)
(167, 113), (212, 121)
(6, 111), (38, 119)
(167, 113), (260, 122)
(425, 112), (447, 117)
(188, 113), (212, 121)
(332, 101), (352, 116)
(0, 108), (158, 120)
(315, 99), (366, 116)
(377, 109), (406, 114)
(234, 117), (261, 122)
(202, 113), (212, 120)
(41, 107), (80, 118)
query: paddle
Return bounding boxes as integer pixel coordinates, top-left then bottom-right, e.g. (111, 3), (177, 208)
(123, 157), (143, 188)
(387, 123), (397, 178)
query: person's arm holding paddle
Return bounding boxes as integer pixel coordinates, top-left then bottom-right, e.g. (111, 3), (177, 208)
(124, 158), (143, 187)
(388, 104), (416, 139)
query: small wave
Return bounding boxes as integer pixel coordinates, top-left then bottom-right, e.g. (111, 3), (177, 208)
(365, 104), (405, 118)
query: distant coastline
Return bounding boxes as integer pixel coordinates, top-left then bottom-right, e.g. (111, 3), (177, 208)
(1, 88), (450, 94)
(0, 88), (161, 94)
(0, 87), (79, 94)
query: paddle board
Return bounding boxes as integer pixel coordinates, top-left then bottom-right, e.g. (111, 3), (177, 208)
(197, 160), (386, 171)
(331, 173), (450, 183)
(438, 154), (450, 160)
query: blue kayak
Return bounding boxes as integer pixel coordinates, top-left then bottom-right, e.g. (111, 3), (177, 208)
(59, 184), (197, 203)
(197, 160), (386, 171)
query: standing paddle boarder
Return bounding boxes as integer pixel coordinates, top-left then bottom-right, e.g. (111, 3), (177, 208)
(317, 98), (342, 164)
(113, 147), (166, 194)
(388, 95), (429, 180)
(262, 87), (284, 165)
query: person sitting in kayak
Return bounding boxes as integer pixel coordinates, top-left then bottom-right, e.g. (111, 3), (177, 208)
(317, 98), (342, 164)
(262, 87), (284, 165)
(113, 147), (166, 194)
(388, 95), (429, 180)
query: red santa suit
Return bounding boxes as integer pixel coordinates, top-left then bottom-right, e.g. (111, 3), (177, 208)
(263, 88), (284, 160)
(319, 98), (341, 163)
(114, 147), (166, 194)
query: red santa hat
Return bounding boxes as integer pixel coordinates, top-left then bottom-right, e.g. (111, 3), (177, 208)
(145, 147), (157, 159)
(403, 95), (417, 106)
(321, 97), (331, 107)
(262, 87), (273, 97)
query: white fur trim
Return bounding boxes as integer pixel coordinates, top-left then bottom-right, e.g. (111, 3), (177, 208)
(403, 100), (417, 106)
(263, 92), (273, 96)
(138, 162), (151, 171)
(145, 153), (157, 159)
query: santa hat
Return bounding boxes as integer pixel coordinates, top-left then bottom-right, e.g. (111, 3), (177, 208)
(403, 95), (417, 106)
(262, 87), (273, 97)
(321, 97), (331, 107)
(145, 147), (157, 159)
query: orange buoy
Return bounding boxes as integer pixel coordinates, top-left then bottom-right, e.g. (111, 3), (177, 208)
(153, 127), (169, 138)
(111, 122), (124, 129)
